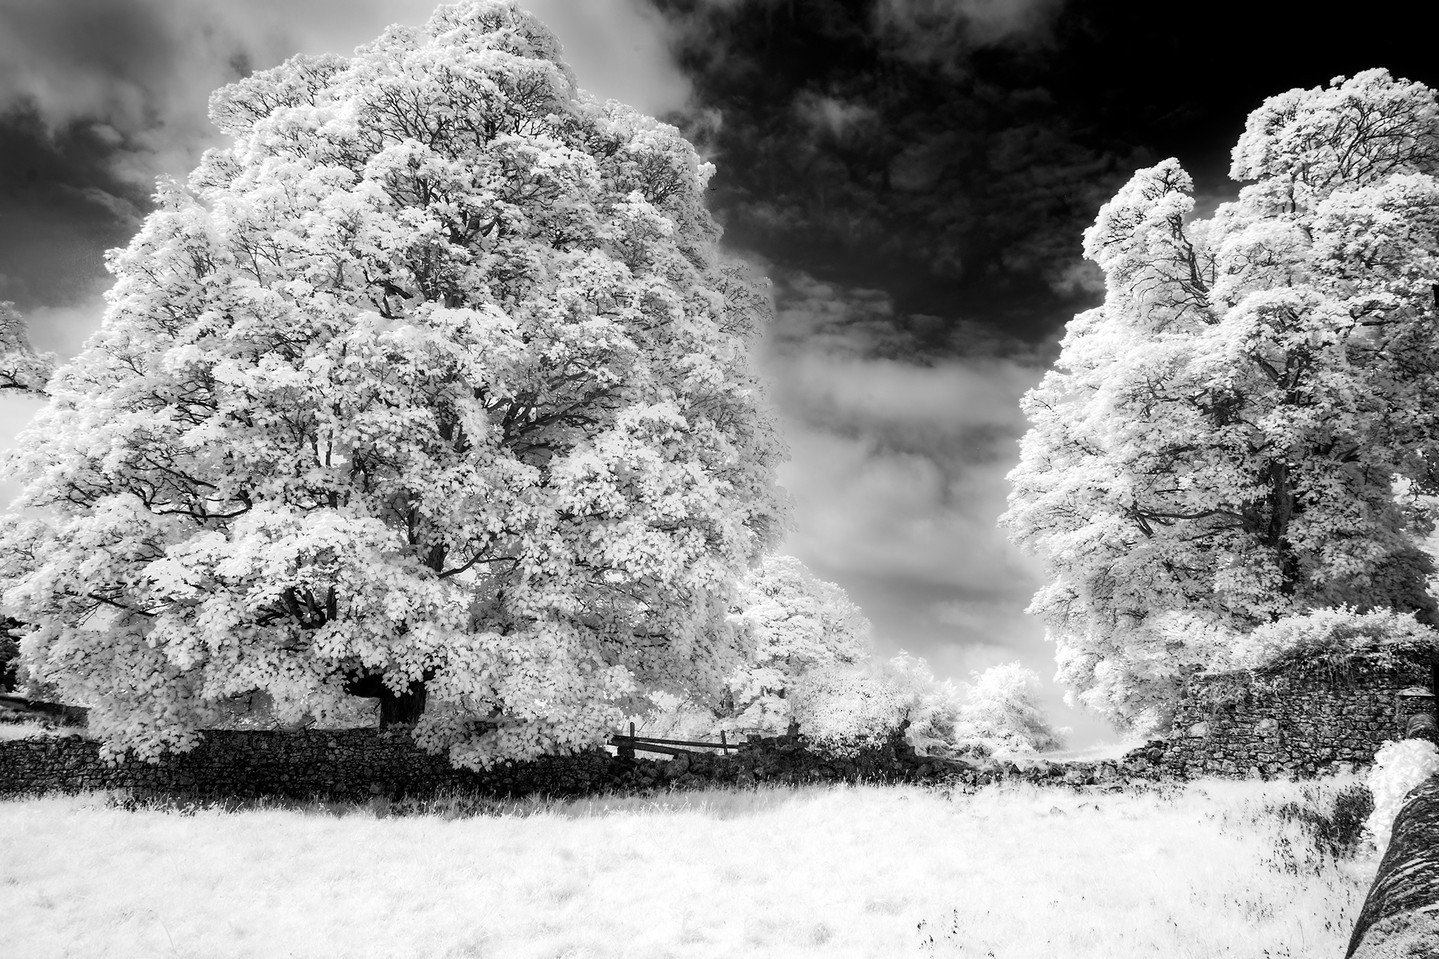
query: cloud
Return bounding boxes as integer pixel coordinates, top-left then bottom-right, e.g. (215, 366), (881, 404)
(23, 280), (109, 358)
(753, 270), (1054, 677)
(0, 0), (688, 188)
(0, 0), (687, 316)
(792, 91), (877, 138)
(644, 0), (1140, 343)
(776, 352), (1034, 442)
(777, 427), (1038, 593)
(742, 269), (1132, 740)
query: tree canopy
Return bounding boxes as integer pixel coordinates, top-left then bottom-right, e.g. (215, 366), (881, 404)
(0, 0), (786, 766)
(1004, 70), (1439, 731)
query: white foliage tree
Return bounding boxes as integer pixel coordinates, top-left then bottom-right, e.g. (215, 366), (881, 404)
(1005, 69), (1439, 732)
(1227, 605), (1439, 672)
(788, 660), (903, 753)
(953, 661), (1065, 756)
(0, 1), (786, 767)
(791, 652), (1063, 757)
(0, 302), (55, 395)
(720, 554), (872, 737)
(634, 554), (871, 740)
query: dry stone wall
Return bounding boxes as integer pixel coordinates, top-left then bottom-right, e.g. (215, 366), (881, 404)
(1126, 654), (1433, 779)
(1, 652), (1432, 801)
(0, 722), (1147, 801)
(0, 726), (996, 802)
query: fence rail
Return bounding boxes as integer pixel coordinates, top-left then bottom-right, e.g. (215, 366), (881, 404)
(609, 722), (742, 759)
(0, 693), (88, 725)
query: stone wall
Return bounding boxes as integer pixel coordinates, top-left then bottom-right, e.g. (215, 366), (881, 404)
(1127, 654), (1433, 778)
(3, 652), (1429, 800)
(0, 721), (1148, 801)
(0, 726), (992, 802)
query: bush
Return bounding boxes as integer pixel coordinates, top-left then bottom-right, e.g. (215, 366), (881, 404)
(1274, 783), (1375, 861)
(1232, 607), (1439, 675)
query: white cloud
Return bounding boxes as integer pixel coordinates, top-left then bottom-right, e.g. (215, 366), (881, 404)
(24, 283), (108, 358)
(793, 92), (876, 138)
(753, 271), (1129, 744)
(0, 0), (689, 189)
(777, 429), (1039, 592)
(775, 352), (1034, 440)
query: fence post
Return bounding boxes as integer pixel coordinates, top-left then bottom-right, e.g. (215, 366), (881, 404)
(1397, 687), (1437, 738)
(617, 721), (636, 761)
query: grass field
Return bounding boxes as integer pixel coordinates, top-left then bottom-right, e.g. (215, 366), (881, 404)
(0, 777), (1373, 958)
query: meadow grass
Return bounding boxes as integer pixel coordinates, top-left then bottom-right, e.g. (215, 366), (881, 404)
(0, 777), (1373, 958)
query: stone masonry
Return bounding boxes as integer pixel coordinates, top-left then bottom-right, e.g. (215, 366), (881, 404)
(1, 651), (1432, 800)
(1125, 653), (1434, 779)
(0, 721), (1154, 801)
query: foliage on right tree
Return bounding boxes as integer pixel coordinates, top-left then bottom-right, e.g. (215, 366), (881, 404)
(1005, 70), (1439, 732)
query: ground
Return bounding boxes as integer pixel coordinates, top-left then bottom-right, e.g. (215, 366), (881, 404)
(0, 778), (1371, 958)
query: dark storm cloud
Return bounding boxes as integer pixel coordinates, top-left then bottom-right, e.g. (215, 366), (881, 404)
(644, 0), (1439, 346)
(645, 0), (1144, 343)
(0, 0), (255, 313)
(0, 109), (143, 313)
(0, 0), (687, 335)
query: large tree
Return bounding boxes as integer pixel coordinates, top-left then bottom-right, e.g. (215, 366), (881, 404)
(1004, 70), (1439, 731)
(0, 0), (786, 766)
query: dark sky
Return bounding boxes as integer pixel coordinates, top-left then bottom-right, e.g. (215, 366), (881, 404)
(1, 0), (1434, 746)
(644, 0), (1439, 346)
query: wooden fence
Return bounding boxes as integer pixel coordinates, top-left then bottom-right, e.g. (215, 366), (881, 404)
(0, 693), (87, 725)
(609, 722), (742, 759)
(0, 696), (747, 760)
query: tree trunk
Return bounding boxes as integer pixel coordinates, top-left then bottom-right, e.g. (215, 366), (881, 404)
(377, 682), (427, 727)
(1346, 717), (1439, 957)
(343, 674), (428, 728)
(1347, 775), (1439, 957)
(1266, 460), (1300, 596)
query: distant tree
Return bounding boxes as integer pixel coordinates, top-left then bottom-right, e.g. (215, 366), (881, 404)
(0, 301), (51, 693)
(1005, 69), (1439, 731)
(0, 0), (786, 766)
(719, 555), (872, 737)
(788, 660), (903, 753)
(953, 662), (1065, 756)
(791, 652), (1063, 757)
(632, 555), (871, 739)
(0, 302), (54, 395)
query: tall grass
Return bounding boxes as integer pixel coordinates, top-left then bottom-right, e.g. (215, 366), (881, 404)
(0, 777), (1374, 958)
